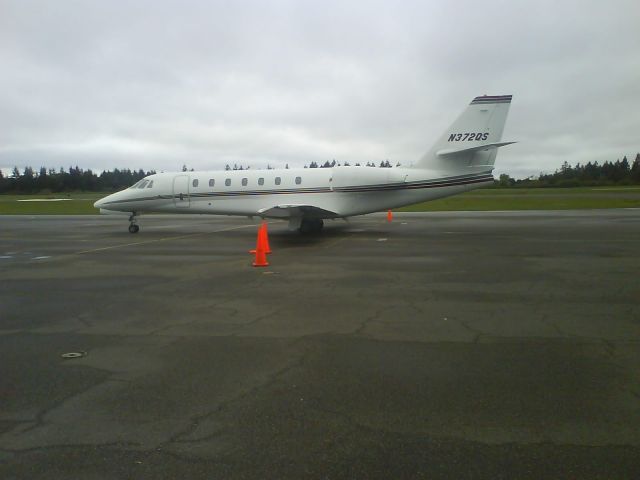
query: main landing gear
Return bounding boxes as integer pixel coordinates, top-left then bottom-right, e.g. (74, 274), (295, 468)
(299, 218), (324, 234)
(128, 213), (139, 234)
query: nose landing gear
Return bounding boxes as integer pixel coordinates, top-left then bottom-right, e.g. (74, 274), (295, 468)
(128, 213), (139, 234)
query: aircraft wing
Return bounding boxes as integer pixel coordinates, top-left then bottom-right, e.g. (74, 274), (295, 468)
(257, 204), (340, 219)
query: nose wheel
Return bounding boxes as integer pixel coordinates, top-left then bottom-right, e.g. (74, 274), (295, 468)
(128, 213), (139, 234)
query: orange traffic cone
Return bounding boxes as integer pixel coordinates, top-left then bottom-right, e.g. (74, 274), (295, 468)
(387, 210), (393, 222)
(249, 223), (272, 254)
(252, 244), (269, 267)
(252, 225), (269, 267)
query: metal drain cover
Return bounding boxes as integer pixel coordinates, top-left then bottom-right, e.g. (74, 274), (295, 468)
(61, 351), (86, 359)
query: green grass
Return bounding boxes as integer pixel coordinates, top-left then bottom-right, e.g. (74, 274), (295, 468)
(399, 187), (640, 211)
(1, 187), (640, 214)
(0, 193), (104, 215)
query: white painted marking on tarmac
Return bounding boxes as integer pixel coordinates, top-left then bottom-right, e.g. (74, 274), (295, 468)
(17, 198), (72, 202)
(32, 256), (51, 260)
(377, 238), (388, 242)
(0, 256), (13, 259)
(74, 223), (256, 256)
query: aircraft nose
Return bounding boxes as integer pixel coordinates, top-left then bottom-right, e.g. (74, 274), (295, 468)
(94, 193), (114, 209)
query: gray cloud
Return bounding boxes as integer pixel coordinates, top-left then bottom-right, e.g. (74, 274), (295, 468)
(1, 0), (638, 178)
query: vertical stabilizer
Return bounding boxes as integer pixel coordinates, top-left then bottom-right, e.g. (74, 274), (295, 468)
(414, 95), (513, 172)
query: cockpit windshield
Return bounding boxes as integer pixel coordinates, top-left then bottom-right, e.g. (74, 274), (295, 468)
(129, 179), (151, 189)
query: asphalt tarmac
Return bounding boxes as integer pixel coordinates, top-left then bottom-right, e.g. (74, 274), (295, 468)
(1, 210), (639, 479)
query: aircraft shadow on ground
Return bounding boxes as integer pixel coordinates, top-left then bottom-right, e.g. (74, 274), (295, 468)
(268, 222), (391, 248)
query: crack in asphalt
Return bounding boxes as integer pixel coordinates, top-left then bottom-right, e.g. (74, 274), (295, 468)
(353, 306), (395, 336)
(458, 319), (484, 343)
(163, 341), (307, 447)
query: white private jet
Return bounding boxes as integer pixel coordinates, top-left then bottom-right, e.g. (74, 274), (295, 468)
(94, 95), (514, 233)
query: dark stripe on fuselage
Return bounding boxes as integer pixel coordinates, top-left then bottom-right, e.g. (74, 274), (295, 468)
(100, 173), (493, 206)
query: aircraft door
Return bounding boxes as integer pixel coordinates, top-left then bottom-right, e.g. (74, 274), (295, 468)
(173, 175), (190, 208)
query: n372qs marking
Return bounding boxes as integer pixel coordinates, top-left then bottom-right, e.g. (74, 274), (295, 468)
(448, 132), (490, 142)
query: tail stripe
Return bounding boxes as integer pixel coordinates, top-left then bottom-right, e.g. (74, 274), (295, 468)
(471, 95), (512, 105)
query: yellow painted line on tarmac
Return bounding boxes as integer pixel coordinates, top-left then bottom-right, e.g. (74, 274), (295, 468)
(74, 224), (256, 256)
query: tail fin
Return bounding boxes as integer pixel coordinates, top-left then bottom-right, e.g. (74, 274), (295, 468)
(414, 95), (514, 171)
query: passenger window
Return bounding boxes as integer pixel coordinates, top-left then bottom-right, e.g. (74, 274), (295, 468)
(147, 180), (154, 188)
(275, 177), (281, 185)
(258, 177), (264, 186)
(242, 178), (248, 186)
(192, 179), (199, 188)
(137, 180), (149, 189)
(225, 178), (231, 186)
(295, 176), (302, 185)
(209, 179), (215, 187)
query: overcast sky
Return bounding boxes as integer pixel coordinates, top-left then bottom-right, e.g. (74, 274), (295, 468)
(1, 0), (638, 178)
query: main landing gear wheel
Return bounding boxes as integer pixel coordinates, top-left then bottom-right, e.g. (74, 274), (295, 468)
(299, 218), (324, 234)
(128, 213), (139, 234)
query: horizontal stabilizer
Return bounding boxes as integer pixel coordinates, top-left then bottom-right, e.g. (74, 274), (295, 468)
(436, 141), (516, 157)
(258, 204), (340, 219)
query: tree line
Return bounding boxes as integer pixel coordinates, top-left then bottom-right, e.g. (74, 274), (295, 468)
(306, 160), (396, 168)
(1, 153), (639, 193)
(0, 166), (154, 194)
(496, 154), (640, 188)
(0, 160), (399, 193)
(216, 160), (397, 169)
